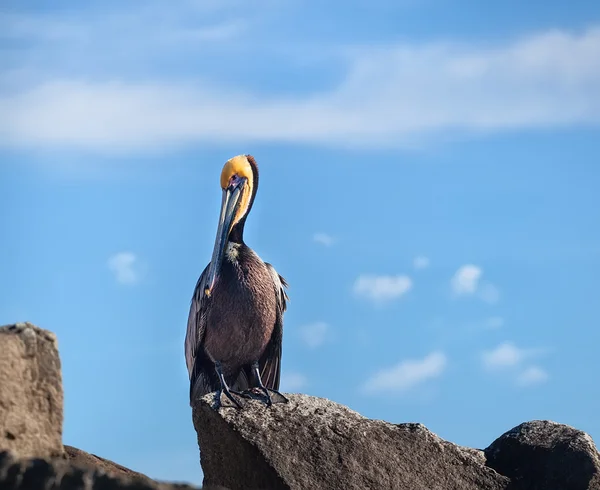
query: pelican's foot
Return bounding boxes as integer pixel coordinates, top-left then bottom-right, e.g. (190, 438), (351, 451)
(240, 387), (266, 401)
(242, 387), (288, 406)
(265, 388), (288, 405)
(217, 388), (247, 409)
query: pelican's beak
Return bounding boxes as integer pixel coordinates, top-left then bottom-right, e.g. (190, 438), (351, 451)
(204, 179), (245, 297)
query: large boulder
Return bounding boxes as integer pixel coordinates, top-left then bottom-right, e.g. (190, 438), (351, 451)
(193, 394), (600, 490)
(0, 323), (64, 459)
(485, 420), (600, 490)
(192, 394), (510, 490)
(0, 322), (208, 489)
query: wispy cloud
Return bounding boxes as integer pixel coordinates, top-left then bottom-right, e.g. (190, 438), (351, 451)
(354, 274), (413, 303)
(298, 322), (331, 349)
(413, 255), (430, 270)
(1, 20), (600, 153)
(280, 372), (308, 391)
(481, 342), (534, 370)
(481, 342), (549, 387)
(451, 264), (482, 294)
(362, 351), (447, 394)
(107, 252), (140, 285)
(451, 264), (500, 304)
(0, 5), (250, 45)
(516, 366), (549, 386)
(313, 232), (335, 247)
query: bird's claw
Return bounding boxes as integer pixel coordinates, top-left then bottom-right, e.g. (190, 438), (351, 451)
(265, 388), (288, 405)
(241, 387), (289, 406)
(217, 388), (247, 409)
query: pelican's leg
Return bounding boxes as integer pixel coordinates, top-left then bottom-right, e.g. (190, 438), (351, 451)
(214, 361), (246, 409)
(249, 361), (289, 406)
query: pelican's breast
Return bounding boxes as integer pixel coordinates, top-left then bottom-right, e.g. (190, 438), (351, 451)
(203, 244), (277, 372)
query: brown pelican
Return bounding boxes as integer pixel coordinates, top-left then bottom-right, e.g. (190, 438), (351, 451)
(185, 154), (289, 408)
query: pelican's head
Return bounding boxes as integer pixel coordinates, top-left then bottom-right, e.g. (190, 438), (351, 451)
(205, 154), (258, 296)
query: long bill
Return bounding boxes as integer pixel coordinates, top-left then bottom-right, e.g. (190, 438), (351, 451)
(204, 185), (243, 297)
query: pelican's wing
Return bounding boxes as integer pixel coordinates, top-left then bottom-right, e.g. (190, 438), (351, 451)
(258, 263), (289, 390)
(185, 265), (218, 403)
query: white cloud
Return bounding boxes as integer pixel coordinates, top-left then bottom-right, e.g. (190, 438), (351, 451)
(354, 274), (413, 303)
(107, 252), (140, 285)
(413, 255), (430, 269)
(451, 264), (482, 294)
(313, 233), (335, 247)
(451, 264), (500, 303)
(481, 342), (551, 387)
(298, 322), (330, 349)
(516, 366), (549, 387)
(481, 342), (547, 370)
(280, 372), (308, 391)
(482, 342), (526, 370)
(1, 23), (600, 153)
(362, 351), (447, 394)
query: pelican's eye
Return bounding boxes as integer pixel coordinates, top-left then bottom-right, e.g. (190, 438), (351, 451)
(228, 174), (245, 190)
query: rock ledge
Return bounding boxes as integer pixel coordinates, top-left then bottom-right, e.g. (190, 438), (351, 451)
(193, 394), (600, 490)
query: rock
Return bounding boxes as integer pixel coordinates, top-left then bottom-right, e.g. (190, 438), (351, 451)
(0, 450), (203, 490)
(192, 393), (510, 490)
(3, 320), (599, 489)
(64, 445), (157, 486)
(0, 322), (212, 489)
(485, 420), (600, 490)
(0, 323), (64, 459)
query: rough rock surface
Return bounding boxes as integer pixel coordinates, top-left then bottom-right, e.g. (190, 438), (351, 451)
(0, 450), (202, 490)
(193, 393), (510, 490)
(0, 322), (208, 489)
(485, 420), (600, 490)
(64, 445), (158, 486)
(0, 323), (64, 459)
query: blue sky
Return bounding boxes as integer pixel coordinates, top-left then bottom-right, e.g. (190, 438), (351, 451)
(2, 0), (600, 485)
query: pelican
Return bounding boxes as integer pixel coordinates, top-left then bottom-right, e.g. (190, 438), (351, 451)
(185, 154), (289, 408)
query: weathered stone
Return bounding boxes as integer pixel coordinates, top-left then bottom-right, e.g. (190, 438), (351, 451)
(0, 323), (64, 459)
(0, 450), (204, 490)
(485, 420), (600, 490)
(64, 445), (158, 486)
(193, 393), (510, 490)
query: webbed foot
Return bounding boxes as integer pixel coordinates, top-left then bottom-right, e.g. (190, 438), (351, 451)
(214, 361), (247, 409)
(262, 387), (288, 405)
(246, 361), (290, 407)
(217, 388), (247, 409)
(242, 386), (288, 406)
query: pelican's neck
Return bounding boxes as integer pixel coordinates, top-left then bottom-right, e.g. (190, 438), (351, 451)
(228, 219), (246, 244)
(228, 160), (257, 245)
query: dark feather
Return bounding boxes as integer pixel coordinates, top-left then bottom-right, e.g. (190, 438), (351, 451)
(189, 347), (219, 402)
(257, 263), (289, 390)
(185, 260), (289, 402)
(185, 265), (218, 401)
